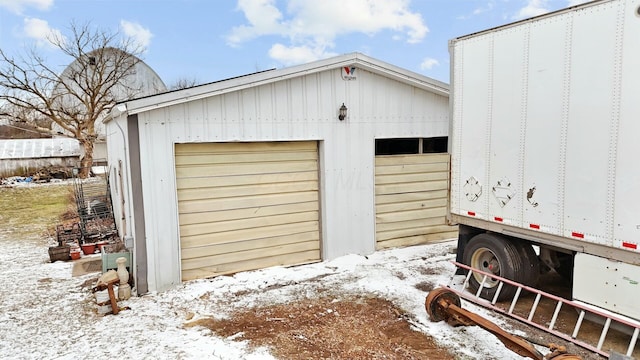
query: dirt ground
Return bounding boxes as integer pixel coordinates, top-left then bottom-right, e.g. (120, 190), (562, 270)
(184, 269), (637, 360)
(187, 295), (454, 359)
(3, 184), (635, 360)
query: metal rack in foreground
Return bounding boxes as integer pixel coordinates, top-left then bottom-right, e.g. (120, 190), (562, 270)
(72, 166), (117, 244)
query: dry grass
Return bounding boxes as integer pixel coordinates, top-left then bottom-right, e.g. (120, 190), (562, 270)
(0, 184), (74, 241)
(186, 295), (453, 360)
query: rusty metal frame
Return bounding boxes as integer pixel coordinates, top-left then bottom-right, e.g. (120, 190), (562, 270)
(445, 261), (640, 358)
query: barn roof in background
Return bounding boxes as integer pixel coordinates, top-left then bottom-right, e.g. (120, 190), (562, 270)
(0, 138), (81, 159)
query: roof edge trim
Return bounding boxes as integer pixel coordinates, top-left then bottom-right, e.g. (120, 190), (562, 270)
(118, 52), (449, 116)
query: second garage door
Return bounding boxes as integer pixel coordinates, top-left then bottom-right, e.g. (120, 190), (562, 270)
(175, 141), (321, 281)
(375, 153), (457, 249)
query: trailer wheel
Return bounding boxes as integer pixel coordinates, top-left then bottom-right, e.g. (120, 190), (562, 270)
(513, 241), (540, 287)
(463, 233), (524, 301)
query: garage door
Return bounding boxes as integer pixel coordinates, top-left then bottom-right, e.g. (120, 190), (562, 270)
(375, 153), (457, 250)
(175, 141), (321, 281)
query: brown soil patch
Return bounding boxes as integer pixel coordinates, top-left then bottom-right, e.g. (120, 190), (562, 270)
(187, 295), (453, 359)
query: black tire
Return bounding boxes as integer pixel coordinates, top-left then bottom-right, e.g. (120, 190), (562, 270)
(512, 240), (540, 287)
(462, 233), (525, 301)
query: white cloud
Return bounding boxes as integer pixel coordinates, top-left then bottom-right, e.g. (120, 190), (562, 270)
(420, 57), (439, 70)
(268, 43), (337, 66)
(120, 20), (153, 49)
(457, 1), (496, 20)
(22, 17), (64, 47)
(474, 1), (495, 15)
(0, 0), (52, 14)
(513, 0), (550, 20)
(228, 0), (428, 65)
(226, 0), (286, 45)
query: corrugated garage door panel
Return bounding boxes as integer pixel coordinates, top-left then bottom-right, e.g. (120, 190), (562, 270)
(179, 201), (318, 226)
(375, 153), (457, 250)
(175, 141), (320, 281)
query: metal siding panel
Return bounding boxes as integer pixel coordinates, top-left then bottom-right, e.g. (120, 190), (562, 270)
(613, 0), (640, 250)
(364, 75), (449, 138)
(256, 84), (274, 138)
(522, 16), (568, 236)
(574, 253), (640, 320)
(184, 101), (205, 141)
(452, 36), (492, 219)
(303, 74), (319, 120)
(487, 27), (527, 226)
(563, 3), (618, 243)
(222, 92), (242, 139)
(138, 113), (182, 292)
(359, 71), (376, 121)
(203, 96), (224, 140)
(320, 132), (377, 259)
(391, 78), (410, 121)
(164, 70), (448, 142)
(289, 77), (305, 125)
(273, 82), (291, 138)
(317, 71), (336, 124)
(126, 114), (151, 294)
(240, 88), (258, 140)
(105, 116), (130, 245)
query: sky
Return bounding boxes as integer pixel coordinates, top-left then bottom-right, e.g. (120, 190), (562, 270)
(0, 0), (590, 88)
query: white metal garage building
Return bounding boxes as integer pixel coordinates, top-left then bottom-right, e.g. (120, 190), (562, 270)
(105, 53), (455, 293)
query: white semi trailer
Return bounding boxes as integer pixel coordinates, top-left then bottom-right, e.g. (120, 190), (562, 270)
(449, 0), (640, 322)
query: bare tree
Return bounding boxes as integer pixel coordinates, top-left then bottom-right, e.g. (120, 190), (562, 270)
(0, 22), (144, 177)
(170, 77), (200, 90)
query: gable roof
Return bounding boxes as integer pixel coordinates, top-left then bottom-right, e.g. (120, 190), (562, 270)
(0, 138), (81, 159)
(110, 53), (449, 118)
